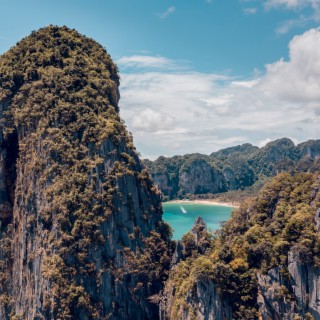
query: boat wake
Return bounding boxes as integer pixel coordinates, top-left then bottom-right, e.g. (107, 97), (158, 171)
(180, 206), (187, 214)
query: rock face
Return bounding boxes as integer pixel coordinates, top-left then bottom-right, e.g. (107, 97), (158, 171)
(299, 140), (320, 159)
(257, 267), (295, 320)
(161, 277), (232, 320)
(0, 26), (171, 319)
(153, 172), (174, 197)
(258, 251), (320, 320)
(178, 158), (225, 195)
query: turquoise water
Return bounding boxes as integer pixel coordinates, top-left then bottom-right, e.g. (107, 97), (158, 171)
(162, 202), (234, 240)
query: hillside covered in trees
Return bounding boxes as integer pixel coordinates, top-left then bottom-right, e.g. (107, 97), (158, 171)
(144, 138), (320, 200)
(161, 172), (320, 319)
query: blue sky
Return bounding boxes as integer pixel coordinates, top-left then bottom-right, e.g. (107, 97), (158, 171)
(1, 0), (320, 158)
(0, 0), (312, 74)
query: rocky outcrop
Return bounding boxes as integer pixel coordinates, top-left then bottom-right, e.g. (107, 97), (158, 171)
(298, 140), (320, 159)
(169, 217), (209, 267)
(222, 167), (238, 190)
(257, 250), (320, 320)
(257, 267), (296, 319)
(0, 26), (171, 320)
(0, 111), (17, 220)
(153, 173), (174, 197)
(160, 218), (231, 320)
(179, 158), (225, 195)
(160, 276), (232, 320)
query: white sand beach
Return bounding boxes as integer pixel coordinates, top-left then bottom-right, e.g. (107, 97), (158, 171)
(165, 199), (239, 208)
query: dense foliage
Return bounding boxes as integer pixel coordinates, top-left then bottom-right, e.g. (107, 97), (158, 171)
(164, 172), (320, 319)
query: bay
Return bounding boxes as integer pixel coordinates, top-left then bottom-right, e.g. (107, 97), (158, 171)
(162, 202), (234, 240)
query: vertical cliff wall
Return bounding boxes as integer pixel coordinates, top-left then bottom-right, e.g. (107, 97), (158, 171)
(0, 26), (171, 320)
(257, 250), (320, 320)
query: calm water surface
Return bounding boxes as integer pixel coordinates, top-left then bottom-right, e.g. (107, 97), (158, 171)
(162, 202), (234, 240)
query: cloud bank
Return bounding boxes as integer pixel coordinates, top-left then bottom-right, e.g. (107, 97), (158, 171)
(117, 28), (320, 159)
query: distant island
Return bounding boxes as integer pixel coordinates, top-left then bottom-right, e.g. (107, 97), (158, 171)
(144, 137), (320, 203)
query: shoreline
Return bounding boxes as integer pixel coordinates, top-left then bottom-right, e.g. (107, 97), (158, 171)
(164, 199), (239, 208)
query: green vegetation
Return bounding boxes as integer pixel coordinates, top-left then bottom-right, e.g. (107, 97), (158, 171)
(164, 172), (320, 319)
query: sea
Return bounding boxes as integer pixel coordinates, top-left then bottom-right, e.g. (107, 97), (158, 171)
(162, 202), (234, 240)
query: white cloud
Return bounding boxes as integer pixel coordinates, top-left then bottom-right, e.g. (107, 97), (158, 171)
(265, 0), (320, 9)
(289, 137), (300, 145)
(117, 55), (177, 69)
(244, 7), (258, 14)
(231, 80), (259, 88)
(259, 138), (272, 147)
(275, 18), (307, 34)
(202, 95), (233, 106)
(264, 0), (320, 33)
(159, 6), (176, 19)
(260, 28), (320, 104)
(131, 109), (174, 132)
(118, 28), (320, 158)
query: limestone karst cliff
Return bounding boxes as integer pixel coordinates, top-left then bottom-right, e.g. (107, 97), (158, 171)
(0, 26), (172, 319)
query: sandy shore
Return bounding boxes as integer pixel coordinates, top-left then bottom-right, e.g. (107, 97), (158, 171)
(165, 199), (239, 208)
